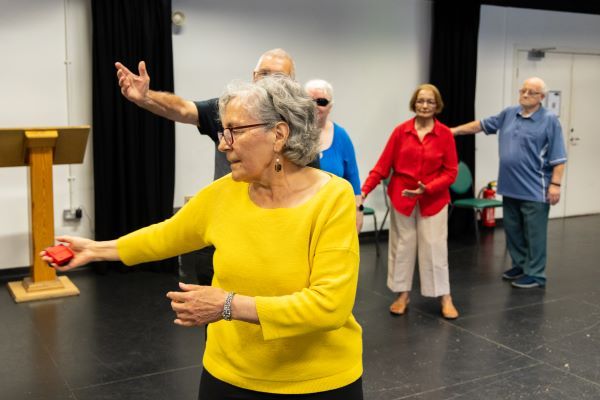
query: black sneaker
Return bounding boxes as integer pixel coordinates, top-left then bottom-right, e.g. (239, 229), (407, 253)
(502, 267), (524, 280)
(511, 275), (544, 289)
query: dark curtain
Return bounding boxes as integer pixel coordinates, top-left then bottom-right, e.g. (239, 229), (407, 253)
(92, 0), (176, 272)
(430, 0), (481, 236)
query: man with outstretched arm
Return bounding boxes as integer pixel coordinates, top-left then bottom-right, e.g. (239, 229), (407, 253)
(451, 77), (566, 289)
(114, 49), (319, 286)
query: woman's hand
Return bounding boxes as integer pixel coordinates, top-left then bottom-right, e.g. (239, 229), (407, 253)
(356, 194), (364, 233)
(167, 283), (228, 327)
(402, 181), (426, 197)
(40, 236), (102, 271)
(356, 210), (364, 232)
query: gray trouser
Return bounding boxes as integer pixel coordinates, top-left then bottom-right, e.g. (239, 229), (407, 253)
(502, 196), (550, 284)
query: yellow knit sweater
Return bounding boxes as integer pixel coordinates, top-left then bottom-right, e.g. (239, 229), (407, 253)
(117, 173), (362, 394)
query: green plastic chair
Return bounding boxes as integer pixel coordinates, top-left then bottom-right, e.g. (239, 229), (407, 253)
(450, 161), (502, 241)
(363, 176), (391, 258)
(378, 177), (391, 235)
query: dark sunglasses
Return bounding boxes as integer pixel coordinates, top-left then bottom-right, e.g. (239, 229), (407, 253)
(313, 98), (330, 107)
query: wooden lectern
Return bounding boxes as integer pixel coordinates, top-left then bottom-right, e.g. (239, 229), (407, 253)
(1, 126), (90, 303)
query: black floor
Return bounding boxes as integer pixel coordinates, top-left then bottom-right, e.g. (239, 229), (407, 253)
(2, 215), (600, 399)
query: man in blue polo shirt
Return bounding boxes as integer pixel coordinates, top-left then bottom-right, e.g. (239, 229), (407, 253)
(451, 77), (567, 289)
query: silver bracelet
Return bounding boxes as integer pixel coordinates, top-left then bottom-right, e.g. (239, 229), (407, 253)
(222, 292), (235, 321)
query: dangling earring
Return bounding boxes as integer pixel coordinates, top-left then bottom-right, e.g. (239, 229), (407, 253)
(274, 157), (282, 172)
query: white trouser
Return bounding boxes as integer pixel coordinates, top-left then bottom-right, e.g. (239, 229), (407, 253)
(387, 204), (450, 297)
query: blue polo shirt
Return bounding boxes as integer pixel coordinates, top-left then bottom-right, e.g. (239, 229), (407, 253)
(481, 105), (567, 203)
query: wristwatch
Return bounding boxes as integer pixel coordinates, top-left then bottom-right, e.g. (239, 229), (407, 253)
(357, 204), (364, 212)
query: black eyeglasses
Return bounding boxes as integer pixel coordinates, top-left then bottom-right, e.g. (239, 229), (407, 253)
(519, 89), (542, 96)
(313, 98), (330, 107)
(218, 123), (269, 146)
(254, 70), (289, 79)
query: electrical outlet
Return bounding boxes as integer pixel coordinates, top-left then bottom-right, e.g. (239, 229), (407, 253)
(63, 208), (82, 221)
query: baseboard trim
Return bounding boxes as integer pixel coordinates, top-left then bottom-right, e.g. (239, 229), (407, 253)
(0, 266), (30, 283)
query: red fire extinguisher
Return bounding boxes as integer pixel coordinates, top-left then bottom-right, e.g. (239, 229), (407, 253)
(481, 181), (497, 227)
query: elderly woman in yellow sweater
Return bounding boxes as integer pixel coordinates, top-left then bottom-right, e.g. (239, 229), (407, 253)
(42, 76), (363, 400)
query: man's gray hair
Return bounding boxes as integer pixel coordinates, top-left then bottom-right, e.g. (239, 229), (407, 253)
(259, 48), (296, 80)
(304, 79), (334, 100)
(218, 76), (319, 166)
(525, 77), (548, 94)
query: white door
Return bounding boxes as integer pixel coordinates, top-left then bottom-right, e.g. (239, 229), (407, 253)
(565, 54), (600, 215)
(516, 50), (600, 218)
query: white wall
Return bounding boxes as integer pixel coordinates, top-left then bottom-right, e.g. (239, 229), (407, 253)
(5, 2), (599, 269)
(1, 0), (433, 269)
(475, 6), (600, 215)
(171, 0), (433, 230)
(5, 1), (600, 270)
(0, 0), (93, 269)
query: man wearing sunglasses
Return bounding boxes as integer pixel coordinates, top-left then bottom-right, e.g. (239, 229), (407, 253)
(451, 77), (567, 290)
(114, 49), (319, 286)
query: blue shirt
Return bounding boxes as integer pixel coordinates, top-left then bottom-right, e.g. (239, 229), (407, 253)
(481, 105), (567, 202)
(319, 123), (361, 195)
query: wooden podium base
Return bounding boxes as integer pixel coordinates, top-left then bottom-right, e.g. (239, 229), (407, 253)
(7, 276), (80, 303)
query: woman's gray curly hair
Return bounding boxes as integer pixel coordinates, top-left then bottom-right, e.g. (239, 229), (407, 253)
(218, 76), (320, 166)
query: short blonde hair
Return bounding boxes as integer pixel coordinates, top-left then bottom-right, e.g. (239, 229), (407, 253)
(409, 84), (444, 114)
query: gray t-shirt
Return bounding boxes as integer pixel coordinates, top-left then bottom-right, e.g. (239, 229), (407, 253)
(195, 98), (230, 180)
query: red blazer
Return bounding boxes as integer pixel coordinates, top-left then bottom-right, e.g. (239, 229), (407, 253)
(362, 118), (458, 217)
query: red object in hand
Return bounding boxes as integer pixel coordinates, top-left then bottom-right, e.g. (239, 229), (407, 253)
(45, 244), (74, 266)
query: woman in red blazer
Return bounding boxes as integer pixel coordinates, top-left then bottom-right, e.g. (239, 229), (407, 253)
(362, 84), (459, 319)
